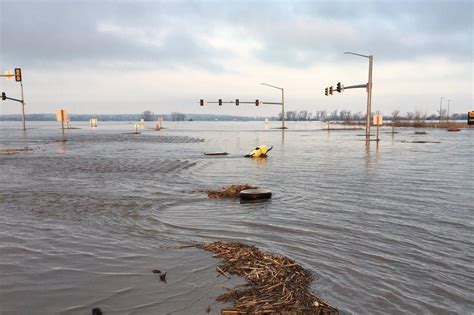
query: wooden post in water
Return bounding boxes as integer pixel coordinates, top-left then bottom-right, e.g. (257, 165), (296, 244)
(60, 111), (65, 141)
(56, 109), (67, 141)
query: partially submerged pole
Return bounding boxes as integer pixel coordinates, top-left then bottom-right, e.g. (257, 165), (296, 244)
(366, 55), (373, 144)
(61, 115), (65, 141)
(20, 81), (26, 130)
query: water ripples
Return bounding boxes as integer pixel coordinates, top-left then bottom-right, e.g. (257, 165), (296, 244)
(0, 122), (473, 314)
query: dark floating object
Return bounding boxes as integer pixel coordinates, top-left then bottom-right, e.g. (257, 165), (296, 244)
(152, 269), (161, 274)
(240, 198), (271, 204)
(447, 127), (461, 132)
(204, 152), (228, 156)
(415, 131), (427, 134)
(240, 188), (272, 201)
(159, 272), (167, 282)
(400, 140), (441, 144)
(92, 307), (103, 315)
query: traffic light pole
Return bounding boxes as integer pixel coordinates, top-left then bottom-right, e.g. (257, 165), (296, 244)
(20, 81), (26, 130)
(281, 88), (285, 129)
(366, 55), (373, 143)
(261, 83), (286, 129)
(1, 69), (26, 130)
(343, 52), (374, 143)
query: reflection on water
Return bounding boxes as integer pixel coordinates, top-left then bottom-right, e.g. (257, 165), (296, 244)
(0, 121), (473, 314)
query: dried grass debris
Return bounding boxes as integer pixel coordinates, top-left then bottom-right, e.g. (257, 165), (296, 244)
(208, 184), (257, 199)
(197, 241), (338, 315)
(0, 146), (33, 155)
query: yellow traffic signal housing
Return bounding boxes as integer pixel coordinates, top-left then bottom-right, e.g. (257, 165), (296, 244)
(14, 68), (22, 82)
(468, 111), (474, 125)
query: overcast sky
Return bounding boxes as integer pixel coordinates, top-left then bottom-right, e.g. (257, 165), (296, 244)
(1, 0), (472, 116)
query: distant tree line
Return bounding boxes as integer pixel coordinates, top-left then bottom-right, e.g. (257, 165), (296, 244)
(273, 109), (469, 122)
(0, 109), (468, 122)
(0, 112), (267, 122)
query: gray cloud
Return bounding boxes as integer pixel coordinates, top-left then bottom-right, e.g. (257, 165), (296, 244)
(1, 0), (472, 70)
(0, 1), (231, 70)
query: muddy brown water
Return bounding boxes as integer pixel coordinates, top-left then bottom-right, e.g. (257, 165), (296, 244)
(0, 121), (472, 314)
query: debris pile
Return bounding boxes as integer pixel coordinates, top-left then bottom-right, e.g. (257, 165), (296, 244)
(208, 184), (256, 199)
(197, 242), (338, 315)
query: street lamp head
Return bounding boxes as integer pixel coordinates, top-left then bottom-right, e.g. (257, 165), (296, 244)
(344, 51), (371, 58)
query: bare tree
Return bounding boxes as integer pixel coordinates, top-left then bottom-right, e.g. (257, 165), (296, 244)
(170, 112), (186, 121)
(391, 109), (401, 121)
(143, 110), (154, 121)
(320, 110), (327, 121)
(297, 110), (309, 121)
(286, 111), (297, 121)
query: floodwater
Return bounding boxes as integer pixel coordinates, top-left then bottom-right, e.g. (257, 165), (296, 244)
(0, 121), (472, 314)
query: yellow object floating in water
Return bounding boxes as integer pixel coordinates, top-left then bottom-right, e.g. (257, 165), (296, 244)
(246, 145), (273, 158)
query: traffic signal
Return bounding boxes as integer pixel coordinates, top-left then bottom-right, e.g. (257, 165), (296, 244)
(336, 82), (342, 93)
(329, 86), (333, 95)
(235, 99), (239, 106)
(1, 92), (6, 100)
(218, 99), (222, 106)
(325, 88), (328, 96)
(200, 99), (205, 106)
(14, 68), (22, 82)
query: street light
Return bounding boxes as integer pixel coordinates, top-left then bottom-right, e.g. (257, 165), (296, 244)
(344, 51), (373, 143)
(261, 82), (285, 129)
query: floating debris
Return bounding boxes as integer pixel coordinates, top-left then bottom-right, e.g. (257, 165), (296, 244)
(152, 269), (161, 274)
(400, 140), (441, 144)
(91, 307), (103, 315)
(159, 272), (167, 283)
(204, 152), (229, 156)
(240, 188), (272, 201)
(196, 242), (338, 314)
(447, 127), (461, 132)
(208, 184), (257, 199)
(245, 145), (273, 158)
(0, 146), (33, 155)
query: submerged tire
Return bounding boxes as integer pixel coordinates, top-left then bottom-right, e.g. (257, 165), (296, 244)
(240, 188), (272, 200)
